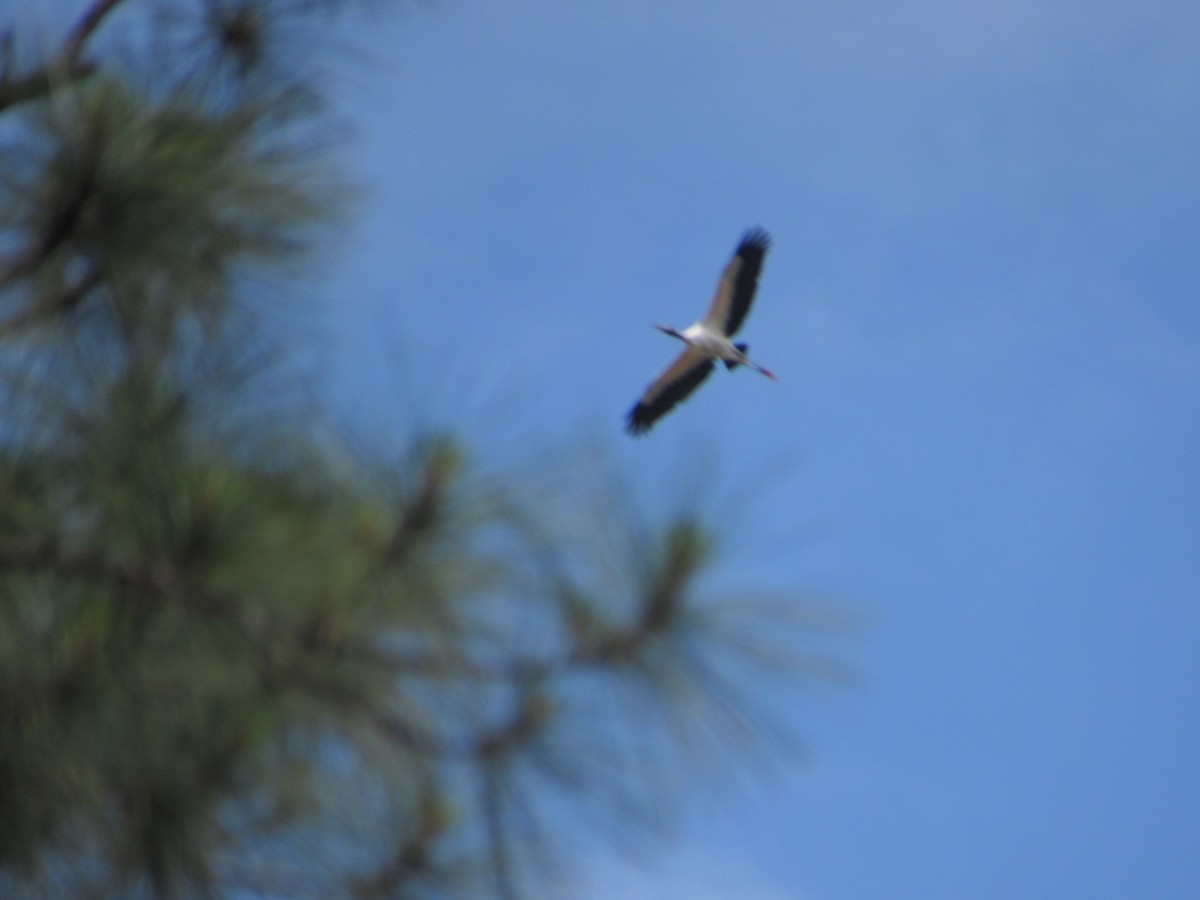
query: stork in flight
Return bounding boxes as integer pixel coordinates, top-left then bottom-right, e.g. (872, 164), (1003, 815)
(626, 228), (777, 436)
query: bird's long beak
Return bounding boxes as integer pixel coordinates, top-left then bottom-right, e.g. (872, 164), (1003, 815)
(654, 324), (680, 339)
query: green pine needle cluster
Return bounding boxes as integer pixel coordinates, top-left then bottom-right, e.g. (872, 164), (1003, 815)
(1, 74), (337, 345)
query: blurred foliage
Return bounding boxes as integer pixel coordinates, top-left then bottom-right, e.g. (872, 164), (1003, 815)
(0, 2), (846, 898)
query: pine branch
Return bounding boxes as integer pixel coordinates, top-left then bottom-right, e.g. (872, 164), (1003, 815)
(0, 268), (102, 337)
(0, 531), (247, 622)
(60, 0), (128, 68)
(480, 768), (518, 900)
(0, 535), (169, 596)
(0, 137), (102, 288)
(0, 0), (129, 112)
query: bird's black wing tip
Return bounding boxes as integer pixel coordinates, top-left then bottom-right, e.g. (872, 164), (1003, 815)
(741, 227), (771, 251)
(625, 407), (652, 437)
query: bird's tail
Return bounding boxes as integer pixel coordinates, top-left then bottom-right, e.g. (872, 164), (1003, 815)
(724, 342), (749, 371)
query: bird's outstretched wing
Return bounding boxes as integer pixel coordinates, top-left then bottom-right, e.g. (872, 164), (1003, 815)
(626, 348), (716, 435)
(701, 228), (771, 337)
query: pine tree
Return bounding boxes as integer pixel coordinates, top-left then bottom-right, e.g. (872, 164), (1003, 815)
(0, 3), (842, 897)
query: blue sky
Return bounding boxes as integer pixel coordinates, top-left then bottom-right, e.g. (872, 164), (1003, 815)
(310, 1), (1200, 896)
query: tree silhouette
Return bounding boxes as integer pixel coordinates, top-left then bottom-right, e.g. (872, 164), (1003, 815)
(0, 3), (841, 897)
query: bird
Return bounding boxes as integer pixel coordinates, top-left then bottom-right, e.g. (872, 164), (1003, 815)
(625, 228), (777, 436)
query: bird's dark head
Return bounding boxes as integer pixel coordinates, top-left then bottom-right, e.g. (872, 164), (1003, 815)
(654, 324), (683, 340)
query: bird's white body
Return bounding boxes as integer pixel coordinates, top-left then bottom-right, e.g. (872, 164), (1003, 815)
(626, 229), (776, 435)
(681, 321), (734, 355)
(678, 323), (749, 362)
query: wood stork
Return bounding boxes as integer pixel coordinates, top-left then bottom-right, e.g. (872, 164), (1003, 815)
(626, 228), (777, 436)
